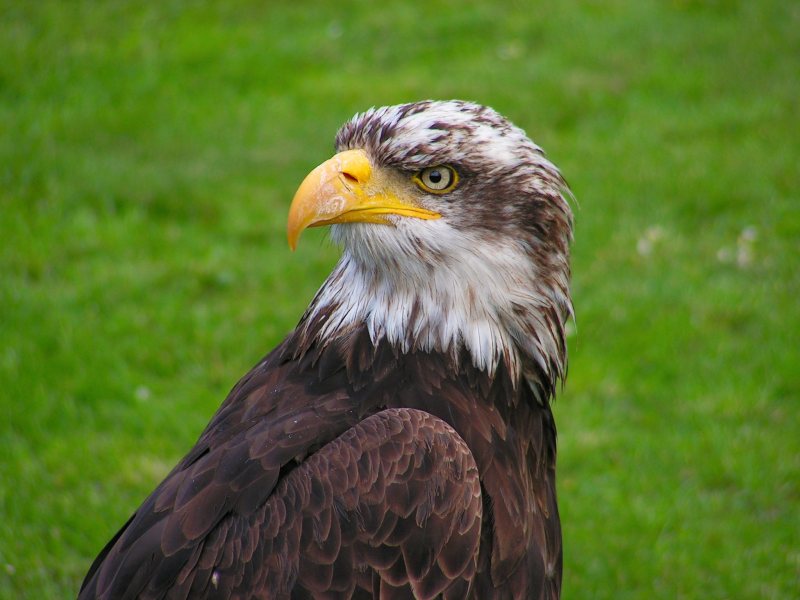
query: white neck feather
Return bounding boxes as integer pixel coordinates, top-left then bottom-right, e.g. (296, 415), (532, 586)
(300, 220), (571, 394)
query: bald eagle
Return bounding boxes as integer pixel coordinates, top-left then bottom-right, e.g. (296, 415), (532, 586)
(80, 100), (573, 599)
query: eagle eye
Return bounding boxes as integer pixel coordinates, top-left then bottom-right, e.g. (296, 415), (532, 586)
(413, 165), (459, 194)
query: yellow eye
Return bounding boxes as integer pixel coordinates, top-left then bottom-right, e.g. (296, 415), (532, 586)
(413, 165), (459, 194)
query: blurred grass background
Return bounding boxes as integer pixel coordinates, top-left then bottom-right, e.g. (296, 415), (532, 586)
(1, 0), (798, 597)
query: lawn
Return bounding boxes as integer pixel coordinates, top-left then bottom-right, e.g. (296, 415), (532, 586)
(1, 1), (798, 598)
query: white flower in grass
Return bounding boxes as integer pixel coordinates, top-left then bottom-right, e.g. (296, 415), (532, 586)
(737, 226), (757, 268)
(636, 225), (665, 257)
(716, 225), (757, 268)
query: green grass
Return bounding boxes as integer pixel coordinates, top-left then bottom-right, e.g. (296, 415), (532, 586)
(1, 1), (798, 597)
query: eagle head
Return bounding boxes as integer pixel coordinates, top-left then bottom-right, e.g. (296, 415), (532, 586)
(288, 100), (573, 399)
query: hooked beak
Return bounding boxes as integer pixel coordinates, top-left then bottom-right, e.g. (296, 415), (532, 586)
(286, 149), (441, 250)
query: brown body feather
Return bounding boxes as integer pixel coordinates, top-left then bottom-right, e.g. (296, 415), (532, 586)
(80, 321), (560, 599)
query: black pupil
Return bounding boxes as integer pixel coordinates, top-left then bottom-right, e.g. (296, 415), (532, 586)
(428, 170), (443, 184)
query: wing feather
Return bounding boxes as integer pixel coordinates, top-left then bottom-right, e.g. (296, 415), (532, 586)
(81, 405), (482, 599)
(274, 408), (483, 597)
(81, 332), (559, 599)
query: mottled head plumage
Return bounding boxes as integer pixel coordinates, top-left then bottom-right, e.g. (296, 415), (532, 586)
(301, 99), (573, 401)
(337, 100), (540, 171)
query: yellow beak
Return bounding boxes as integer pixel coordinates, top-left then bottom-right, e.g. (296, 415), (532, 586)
(286, 149), (441, 250)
